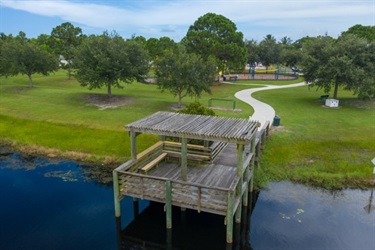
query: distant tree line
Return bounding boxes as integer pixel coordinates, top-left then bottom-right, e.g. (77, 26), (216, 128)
(0, 13), (374, 102)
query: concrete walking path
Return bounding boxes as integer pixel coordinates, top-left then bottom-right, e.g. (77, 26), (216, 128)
(231, 82), (307, 130)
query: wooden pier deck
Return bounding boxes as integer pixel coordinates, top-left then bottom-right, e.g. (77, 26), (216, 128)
(113, 111), (268, 243)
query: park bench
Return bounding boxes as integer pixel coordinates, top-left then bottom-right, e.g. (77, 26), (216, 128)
(140, 152), (167, 174)
(229, 76), (237, 81)
(320, 94), (329, 100)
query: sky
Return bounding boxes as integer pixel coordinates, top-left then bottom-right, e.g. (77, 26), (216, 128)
(1, 0), (374, 43)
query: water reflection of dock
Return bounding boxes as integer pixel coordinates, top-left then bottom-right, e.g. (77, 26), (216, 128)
(113, 112), (268, 244)
(116, 191), (259, 250)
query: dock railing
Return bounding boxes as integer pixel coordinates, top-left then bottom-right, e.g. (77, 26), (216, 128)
(116, 169), (241, 216)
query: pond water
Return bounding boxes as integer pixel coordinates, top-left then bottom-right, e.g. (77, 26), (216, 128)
(0, 151), (374, 250)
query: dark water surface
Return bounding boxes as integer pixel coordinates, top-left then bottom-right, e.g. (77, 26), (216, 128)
(0, 152), (374, 250)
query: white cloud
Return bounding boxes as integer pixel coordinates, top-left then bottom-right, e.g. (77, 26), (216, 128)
(1, 0), (374, 40)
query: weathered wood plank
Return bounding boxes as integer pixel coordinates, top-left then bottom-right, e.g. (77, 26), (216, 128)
(140, 152), (167, 173)
(136, 141), (163, 159)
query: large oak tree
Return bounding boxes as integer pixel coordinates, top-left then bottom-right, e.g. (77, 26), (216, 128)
(0, 32), (58, 87)
(183, 13), (246, 71)
(155, 46), (216, 107)
(51, 22), (83, 79)
(74, 31), (149, 97)
(301, 34), (374, 99)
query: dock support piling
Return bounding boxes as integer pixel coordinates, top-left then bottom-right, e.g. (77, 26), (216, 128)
(235, 144), (244, 223)
(166, 181), (172, 229)
(113, 171), (121, 217)
(226, 191), (234, 243)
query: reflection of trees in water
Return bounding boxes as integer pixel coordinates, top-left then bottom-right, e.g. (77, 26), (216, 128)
(0, 148), (113, 186)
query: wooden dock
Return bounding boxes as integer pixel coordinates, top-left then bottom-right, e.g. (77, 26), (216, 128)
(113, 111), (269, 243)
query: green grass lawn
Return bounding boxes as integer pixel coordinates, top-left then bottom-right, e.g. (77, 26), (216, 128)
(253, 85), (375, 189)
(1, 71), (373, 189)
(0, 70), (261, 162)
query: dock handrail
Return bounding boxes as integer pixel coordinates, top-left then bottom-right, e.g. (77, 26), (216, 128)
(117, 169), (240, 193)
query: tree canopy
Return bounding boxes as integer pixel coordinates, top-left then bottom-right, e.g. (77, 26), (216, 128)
(146, 37), (177, 61)
(0, 32), (58, 87)
(74, 31), (149, 97)
(301, 34), (374, 99)
(51, 22), (83, 79)
(155, 45), (216, 107)
(183, 13), (247, 71)
(258, 34), (281, 69)
(341, 24), (375, 42)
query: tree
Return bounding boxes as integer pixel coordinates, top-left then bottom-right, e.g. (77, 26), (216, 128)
(245, 39), (259, 66)
(279, 37), (302, 68)
(258, 34), (281, 69)
(183, 13), (247, 71)
(74, 31), (149, 97)
(146, 37), (177, 61)
(280, 36), (293, 45)
(0, 34), (59, 87)
(342, 24), (375, 42)
(155, 46), (216, 107)
(301, 34), (373, 99)
(51, 22), (83, 79)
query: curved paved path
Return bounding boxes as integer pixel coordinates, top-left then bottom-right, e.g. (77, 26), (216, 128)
(231, 82), (307, 130)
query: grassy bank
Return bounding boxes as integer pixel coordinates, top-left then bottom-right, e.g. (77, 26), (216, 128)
(253, 86), (375, 189)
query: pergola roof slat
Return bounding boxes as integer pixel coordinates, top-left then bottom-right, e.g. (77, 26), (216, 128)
(125, 112), (258, 143)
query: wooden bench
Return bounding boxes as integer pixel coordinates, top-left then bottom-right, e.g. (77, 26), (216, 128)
(140, 152), (167, 174)
(229, 76), (237, 81)
(320, 94), (329, 100)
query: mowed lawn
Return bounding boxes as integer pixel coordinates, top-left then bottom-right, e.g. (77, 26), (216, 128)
(0, 70), (263, 161)
(253, 85), (375, 188)
(1, 70), (373, 188)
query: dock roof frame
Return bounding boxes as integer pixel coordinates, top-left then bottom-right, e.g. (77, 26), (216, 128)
(125, 111), (258, 144)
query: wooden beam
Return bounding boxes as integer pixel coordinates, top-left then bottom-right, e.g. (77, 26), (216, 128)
(181, 137), (187, 181)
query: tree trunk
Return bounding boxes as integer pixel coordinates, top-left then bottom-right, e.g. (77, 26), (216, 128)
(107, 84), (112, 97)
(333, 82), (339, 99)
(27, 74), (33, 88)
(68, 66), (72, 80)
(178, 94), (182, 108)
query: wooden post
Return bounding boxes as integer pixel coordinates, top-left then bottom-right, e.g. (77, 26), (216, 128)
(249, 136), (257, 193)
(203, 140), (209, 148)
(226, 191), (234, 243)
(181, 137), (187, 181)
(237, 144), (244, 176)
(165, 181), (172, 229)
(235, 144), (244, 223)
(243, 166), (249, 207)
(130, 131), (137, 160)
(113, 170), (121, 217)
